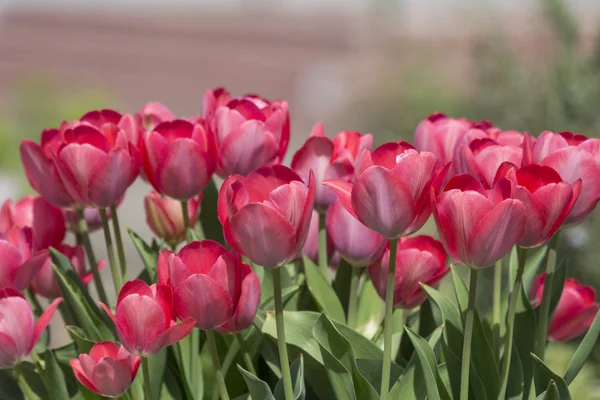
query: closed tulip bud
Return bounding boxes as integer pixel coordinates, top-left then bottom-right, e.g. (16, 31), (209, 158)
(531, 275), (600, 341)
(0, 196), (66, 250)
(369, 236), (449, 309)
(326, 200), (386, 267)
(0, 227), (48, 291)
(139, 102), (176, 131)
(432, 174), (526, 268)
(100, 280), (195, 356)
(0, 288), (62, 368)
(203, 87), (233, 119)
(139, 119), (215, 200)
(70, 341), (141, 398)
(524, 131), (600, 225)
(158, 240), (260, 333)
(144, 191), (201, 247)
(291, 123), (373, 210)
(209, 93), (290, 177)
(218, 165), (315, 268)
(324, 141), (446, 239)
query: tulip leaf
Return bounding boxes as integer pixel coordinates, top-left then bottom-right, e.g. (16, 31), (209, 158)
(332, 259), (354, 317)
(514, 284), (537, 400)
(128, 228), (159, 281)
(40, 349), (74, 400)
(20, 361), (47, 399)
(536, 380), (560, 400)
(313, 313), (379, 399)
(0, 369), (25, 400)
(355, 278), (384, 339)
(506, 344), (524, 400)
(199, 179), (225, 244)
(274, 355), (306, 400)
(52, 342), (78, 365)
(522, 245), (549, 296)
(531, 354), (571, 400)
(450, 266), (469, 313)
(302, 255), (346, 323)
(548, 259), (567, 319)
(238, 365), (276, 400)
(564, 309), (600, 384)
(254, 285), (301, 329)
(148, 347), (168, 400)
(66, 325), (95, 354)
(163, 345), (195, 400)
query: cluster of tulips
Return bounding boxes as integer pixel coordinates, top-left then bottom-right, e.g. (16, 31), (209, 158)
(1, 87), (599, 400)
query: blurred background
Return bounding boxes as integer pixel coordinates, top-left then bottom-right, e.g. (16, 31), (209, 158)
(2, 0), (600, 397)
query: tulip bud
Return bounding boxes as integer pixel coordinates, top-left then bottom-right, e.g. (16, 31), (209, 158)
(70, 341), (141, 398)
(0, 288), (62, 368)
(144, 191), (201, 247)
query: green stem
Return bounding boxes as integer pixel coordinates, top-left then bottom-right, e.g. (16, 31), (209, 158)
(15, 364), (36, 400)
(235, 333), (256, 375)
(273, 267), (294, 400)
(492, 258), (502, 351)
(347, 266), (362, 329)
(142, 357), (152, 400)
(206, 330), (230, 400)
(318, 212), (328, 277)
(380, 237), (398, 400)
(181, 201), (193, 242)
(76, 208), (108, 304)
(498, 247), (528, 400)
(460, 268), (479, 400)
(190, 328), (200, 393)
(99, 208), (122, 295)
(535, 234), (560, 360)
(110, 204), (128, 284)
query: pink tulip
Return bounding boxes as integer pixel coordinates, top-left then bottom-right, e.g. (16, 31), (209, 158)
(291, 122), (373, 210)
(525, 131), (600, 225)
(100, 280), (195, 356)
(455, 138), (523, 188)
(145, 191), (202, 247)
(139, 102), (176, 131)
(70, 341), (141, 398)
(0, 227), (48, 291)
(369, 236), (449, 309)
(324, 141), (445, 239)
(300, 210), (334, 266)
(64, 207), (111, 233)
(531, 275), (600, 341)
(78, 109), (143, 147)
(0, 196), (66, 250)
(326, 200), (386, 267)
(209, 94), (290, 177)
(0, 288), (62, 368)
(158, 240), (260, 333)
(218, 165), (315, 268)
(203, 87), (233, 119)
(496, 163), (581, 248)
(432, 174), (526, 267)
(139, 119), (215, 201)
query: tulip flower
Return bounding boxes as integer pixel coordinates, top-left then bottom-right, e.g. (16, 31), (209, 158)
(432, 174), (526, 267)
(139, 119), (215, 200)
(209, 94), (290, 177)
(324, 141), (445, 239)
(301, 210), (334, 266)
(144, 191), (201, 247)
(218, 165), (315, 268)
(326, 200), (386, 267)
(496, 163), (581, 248)
(100, 280), (195, 356)
(139, 101), (176, 130)
(78, 108), (143, 147)
(525, 131), (600, 225)
(0, 227), (48, 291)
(0, 288), (62, 368)
(455, 138), (523, 188)
(531, 275), (600, 341)
(369, 236), (449, 309)
(70, 341), (141, 398)
(203, 87), (233, 119)
(291, 123), (373, 210)
(158, 240), (260, 332)
(0, 195), (66, 250)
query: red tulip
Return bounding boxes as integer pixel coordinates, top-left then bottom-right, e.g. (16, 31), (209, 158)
(531, 275), (600, 341)
(139, 101), (176, 131)
(300, 210), (334, 266)
(100, 280), (195, 356)
(145, 191), (201, 247)
(326, 200), (386, 267)
(432, 174), (526, 267)
(291, 122), (373, 210)
(218, 165), (315, 268)
(78, 109), (143, 147)
(70, 341), (141, 398)
(324, 141), (445, 239)
(158, 240), (260, 333)
(525, 131), (600, 225)
(203, 87), (233, 119)
(209, 94), (290, 177)
(139, 119), (215, 200)
(0, 196), (66, 250)
(0, 227), (48, 291)
(0, 288), (62, 368)
(455, 138), (523, 188)
(64, 206), (111, 233)
(496, 164), (581, 248)
(369, 236), (449, 309)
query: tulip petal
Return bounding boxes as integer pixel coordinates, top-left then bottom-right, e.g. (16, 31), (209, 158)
(173, 275), (233, 330)
(117, 280), (153, 307)
(550, 303), (600, 341)
(156, 318), (195, 350)
(0, 241), (24, 289)
(217, 272), (260, 333)
(0, 332), (19, 368)
(70, 358), (99, 394)
(56, 144), (109, 205)
(178, 240), (227, 276)
(31, 297), (63, 352)
(92, 358), (134, 397)
(241, 165), (302, 202)
(89, 149), (135, 207)
(322, 180), (359, 220)
(116, 295), (165, 355)
(0, 296), (34, 361)
(99, 302), (117, 325)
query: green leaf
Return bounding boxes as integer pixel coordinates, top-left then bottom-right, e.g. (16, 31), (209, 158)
(40, 349), (72, 400)
(531, 354), (571, 400)
(128, 228), (159, 281)
(162, 345), (195, 400)
(302, 255), (345, 323)
(355, 278), (384, 339)
(199, 178), (225, 244)
(313, 313), (379, 399)
(274, 355), (306, 400)
(514, 285), (537, 400)
(332, 259), (354, 317)
(450, 267), (469, 313)
(405, 327), (451, 400)
(67, 325), (95, 354)
(53, 342), (78, 365)
(506, 344), (524, 400)
(536, 380), (560, 400)
(548, 260), (567, 318)
(20, 362), (47, 399)
(522, 245), (548, 295)
(564, 309), (600, 384)
(238, 365), (276, 400)
(0, 369), (24, 400)
(148, 348), (168, 400)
